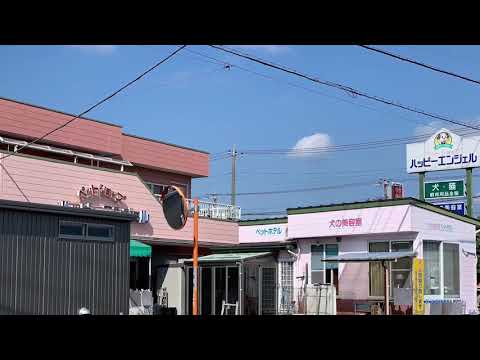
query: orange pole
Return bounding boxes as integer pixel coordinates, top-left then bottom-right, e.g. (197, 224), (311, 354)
(192, 197), (199, 315)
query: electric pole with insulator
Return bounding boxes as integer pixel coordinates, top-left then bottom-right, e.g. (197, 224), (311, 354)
(231, 145), (237, 206)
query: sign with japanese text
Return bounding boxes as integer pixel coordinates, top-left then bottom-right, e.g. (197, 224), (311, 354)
(435, 201), (466, 216)
(406, 128), (480, 173)
(255, 227), (283, 236)
(78, 184), (127, 203)
(412, 258), (425, 315)
(329, 217), (362, 229)
(424, 180), (465, 199)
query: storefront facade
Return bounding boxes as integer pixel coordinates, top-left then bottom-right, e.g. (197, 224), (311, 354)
(0, 199), (134, 315)
(0, 97), (240, 306)
(238, 198), (478, 315)
(288, 198), (479, 314)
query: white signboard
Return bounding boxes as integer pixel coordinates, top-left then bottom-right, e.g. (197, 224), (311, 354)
(406, 128), (480, 173)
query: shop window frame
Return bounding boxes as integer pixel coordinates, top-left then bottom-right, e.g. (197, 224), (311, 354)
(310, 243), (338, 286)
(59, 221), (114, 242)
(423, 240), (461, 301)
(368, 240), (414, 298)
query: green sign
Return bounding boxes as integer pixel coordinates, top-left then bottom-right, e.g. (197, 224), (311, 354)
(424, 180), (465, 200)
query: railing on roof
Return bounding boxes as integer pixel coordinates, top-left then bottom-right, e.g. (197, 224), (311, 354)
(186, 199), (241, 221)
(152, 194), (241, 221)
(0, 135), (132, 170)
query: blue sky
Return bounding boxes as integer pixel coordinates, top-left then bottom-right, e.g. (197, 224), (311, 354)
(2, 45), (480, 217)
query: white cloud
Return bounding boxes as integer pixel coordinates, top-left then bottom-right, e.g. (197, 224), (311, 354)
(234, 45), (291, 55)
(288, 133), (332, 158)
(414, 118), (480, 139)
(69, 45), (117, 54)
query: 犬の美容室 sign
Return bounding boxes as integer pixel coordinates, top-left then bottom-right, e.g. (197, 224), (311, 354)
(406, 128), (480, 173)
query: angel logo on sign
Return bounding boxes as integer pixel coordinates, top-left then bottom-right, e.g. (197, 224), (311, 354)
(434, 131), (453, 150)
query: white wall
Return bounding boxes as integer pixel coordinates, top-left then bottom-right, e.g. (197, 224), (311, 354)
(410, 206), (477, 313)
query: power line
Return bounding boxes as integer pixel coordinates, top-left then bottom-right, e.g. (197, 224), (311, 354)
(207, 123), (480, 161)
(0, 45), (187, 162)
(206, 179), (384, 197)
(209, 45), (480, 131)
(185, 47), (431, 129)
(205, 173), (480, 197)
(186, 47), (480, 159)
(0, 162), (30, 202)
(358, 45), (480, 86)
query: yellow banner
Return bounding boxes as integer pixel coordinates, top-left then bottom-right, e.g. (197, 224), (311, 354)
(412, 258), (425, 315)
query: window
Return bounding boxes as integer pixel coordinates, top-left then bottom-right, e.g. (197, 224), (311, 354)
(443, 243), (460, 298)
(391, 242), (413, 290)
(59, 221), (114, 241)
(146, 182), (190, 199)
(369, 242), (389, 296)
(311, 244), (325, 284)
(423, 241), (460, 298)
(368, 241), (413, 297)
(59, 222), (84, 238)
(311, 244), (338, 286)
(145, 182), (169, 199)
(423, 241), (441, 295)
(87, 224), (113, 240)
(279, 261), (294, 314)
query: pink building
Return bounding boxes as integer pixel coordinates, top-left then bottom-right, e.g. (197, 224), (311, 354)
(0, 97), (239, 311)
(239, 198), (479, 315)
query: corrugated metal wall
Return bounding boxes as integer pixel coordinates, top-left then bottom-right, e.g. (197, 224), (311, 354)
(0, 208), (130, 315)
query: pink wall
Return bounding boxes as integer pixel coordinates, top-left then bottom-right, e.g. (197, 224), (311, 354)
(122, 134), (209, 178)
(289, 205), (477, 311)
(288, 205), (412, 239)
(294, 233), (417, 300)
(0, 98), (123, 155)
(410, 206), (477, 312)
(239, 223), (287, 243)
(0, 153), (237, 245)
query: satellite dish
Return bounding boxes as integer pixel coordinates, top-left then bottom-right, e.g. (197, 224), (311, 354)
(162, 186), (189, 230)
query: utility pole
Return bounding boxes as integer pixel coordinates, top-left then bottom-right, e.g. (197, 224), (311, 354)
(231, 145), (237, 206)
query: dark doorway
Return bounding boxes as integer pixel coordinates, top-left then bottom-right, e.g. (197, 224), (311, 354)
(201, 267), (212, 315)
(214, 267), (226, 315)
(130, 258), (149, 290)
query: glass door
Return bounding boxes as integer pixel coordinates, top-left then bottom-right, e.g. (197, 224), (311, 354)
(213, 266), (240, 315)
(261, 267), (277, 315)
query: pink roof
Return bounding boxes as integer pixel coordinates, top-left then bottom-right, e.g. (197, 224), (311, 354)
(0, 97), (209, 177)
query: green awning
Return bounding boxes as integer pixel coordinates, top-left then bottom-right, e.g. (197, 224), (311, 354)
(183, 252), (272, 263)
(130, 240), (151, 257)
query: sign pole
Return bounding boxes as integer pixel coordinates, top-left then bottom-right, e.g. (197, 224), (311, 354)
(383, 261), (390, 315)
(419, 172), (425, 201)
(192, 197), (199, 315)
(466, 168), (473, 217)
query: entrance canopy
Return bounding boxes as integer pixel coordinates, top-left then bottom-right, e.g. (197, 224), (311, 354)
(130, 239), (152, 257)
(322, 251), (416, 263)
(183, 252), (271, 264)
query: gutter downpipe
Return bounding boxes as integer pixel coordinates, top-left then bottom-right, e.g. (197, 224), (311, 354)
(237, 261), (243, 315)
